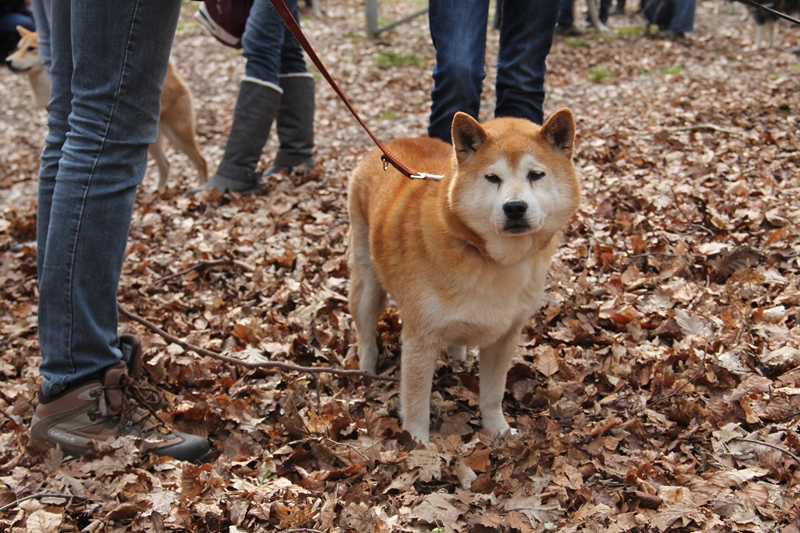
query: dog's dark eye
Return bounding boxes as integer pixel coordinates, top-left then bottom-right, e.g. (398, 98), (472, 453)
(485, 174), (501, 184)
(27, 46), (36, 52)
(528, 171), (545, 182)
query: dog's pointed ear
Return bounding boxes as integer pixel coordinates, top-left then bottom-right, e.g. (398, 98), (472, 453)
(16, 25), (31, 37)
(452, 112), (487, 163)
(540, 108), (576, 159)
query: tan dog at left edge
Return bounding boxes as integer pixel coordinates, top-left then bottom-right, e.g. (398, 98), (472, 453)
(348, 109), (580, 442)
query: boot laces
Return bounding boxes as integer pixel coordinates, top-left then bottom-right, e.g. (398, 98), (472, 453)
(101, 372), (174, 436)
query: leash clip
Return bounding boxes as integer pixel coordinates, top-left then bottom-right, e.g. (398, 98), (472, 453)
(409, 172), (444, 181)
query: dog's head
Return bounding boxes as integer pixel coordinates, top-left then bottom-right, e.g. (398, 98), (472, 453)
(6, 26), (43, 73)
(447, 109), (580, 265)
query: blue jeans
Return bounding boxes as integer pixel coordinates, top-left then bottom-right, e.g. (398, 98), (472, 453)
(670, 0), (696, 33)
(242, 0), (307, 85)
(30, 0), (52, 72)
(557, 0), (575, 29)
(37, 0), (181, 396)
(428, 0), (558, 143)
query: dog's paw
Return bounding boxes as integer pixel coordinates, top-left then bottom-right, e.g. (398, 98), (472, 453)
(357, 342), (379, 374)
(482, 414), (511, 436)
(404, 423), (430, 443)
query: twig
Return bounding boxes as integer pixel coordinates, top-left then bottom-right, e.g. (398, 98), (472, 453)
(666, 123), (740, 134)
(154, 258), (254, 285)
(777, 411), (800, 422)
(731, 437), (800, 465)
(670, 187), (715, 236)
(0, 492), (99, 512)
(650, 340), (709, 406)
(627, 252), (703, 260)
(320, 436), (371, 462)
(117, 304), (399, 382)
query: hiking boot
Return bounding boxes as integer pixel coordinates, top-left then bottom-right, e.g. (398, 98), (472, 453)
(30, 337), (211, 463)
(119, 334), (167, 411)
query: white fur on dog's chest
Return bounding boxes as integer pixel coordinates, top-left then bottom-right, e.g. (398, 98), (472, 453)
(409, 257), (548, 347)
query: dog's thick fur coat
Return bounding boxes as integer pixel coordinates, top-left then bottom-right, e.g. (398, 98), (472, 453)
(348, 110), (581, 442)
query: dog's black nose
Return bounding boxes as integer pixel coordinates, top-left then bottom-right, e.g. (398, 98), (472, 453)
(503, 200), (527, 220)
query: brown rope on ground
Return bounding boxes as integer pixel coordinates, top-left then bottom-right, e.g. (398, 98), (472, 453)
(117, 304), (399, 382)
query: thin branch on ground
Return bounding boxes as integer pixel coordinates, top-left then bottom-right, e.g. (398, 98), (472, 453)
(154, 258), (254, 285)
(118, 304), (399, 382)
(671, 187), (715, 236)
(650, 340), (709, 406)
(666, 123), (740, 134)
(0, 493), (100, 512)
(731, 437), (800, 465)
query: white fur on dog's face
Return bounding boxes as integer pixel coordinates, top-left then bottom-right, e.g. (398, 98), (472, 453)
(457, 153), (570, 238)
(450, 150), (577, 266)
(6, 34), (42, 73)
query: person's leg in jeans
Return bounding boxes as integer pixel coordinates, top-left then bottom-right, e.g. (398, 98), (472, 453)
(38, 0), (182, 393)
(669, 0), (696, 34)
(556, 0), (575, 31)
(29, 0), (51, 72)
(495, 0), (558, 125)
(428, 0), (489, 144)
(34, 0), (210, 462)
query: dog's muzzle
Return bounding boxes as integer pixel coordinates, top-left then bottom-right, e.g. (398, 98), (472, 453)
(6, 61), (28, 73)
(502, 200), (531, 233)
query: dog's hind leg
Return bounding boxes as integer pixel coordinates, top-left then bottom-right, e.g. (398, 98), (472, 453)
(348, 222), (386, 374)
(149, 129), (170, 190)
(768, 20), (776, 48)
(163, 119), (208, 185)
(477, 326), (519, 436)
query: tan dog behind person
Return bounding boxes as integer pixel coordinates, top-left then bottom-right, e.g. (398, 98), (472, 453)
(5, 26), (208, 190)
(5, 26), (50, 109)
(348, 109), (580, 442)
(150, 62), (209, 189)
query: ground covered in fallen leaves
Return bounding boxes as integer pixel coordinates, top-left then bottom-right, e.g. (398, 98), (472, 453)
(2, 1), (800, 532)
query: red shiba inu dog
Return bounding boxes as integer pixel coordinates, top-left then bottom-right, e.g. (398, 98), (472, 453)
(6, 26), (208, 189)
(348, 109), (581, 442)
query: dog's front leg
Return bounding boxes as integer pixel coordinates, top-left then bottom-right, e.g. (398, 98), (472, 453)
(478, 327), (520, 436)
(400, 333), (439, 442)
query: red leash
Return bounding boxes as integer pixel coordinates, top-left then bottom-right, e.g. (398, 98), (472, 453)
(269, 0), (443, 180)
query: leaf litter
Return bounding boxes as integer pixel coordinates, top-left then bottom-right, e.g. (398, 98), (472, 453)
(1, 1), (800, 531)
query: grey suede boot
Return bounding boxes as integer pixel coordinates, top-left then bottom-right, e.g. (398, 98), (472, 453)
(264, 74), (316, 176)
(193, 78), (282, 193)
